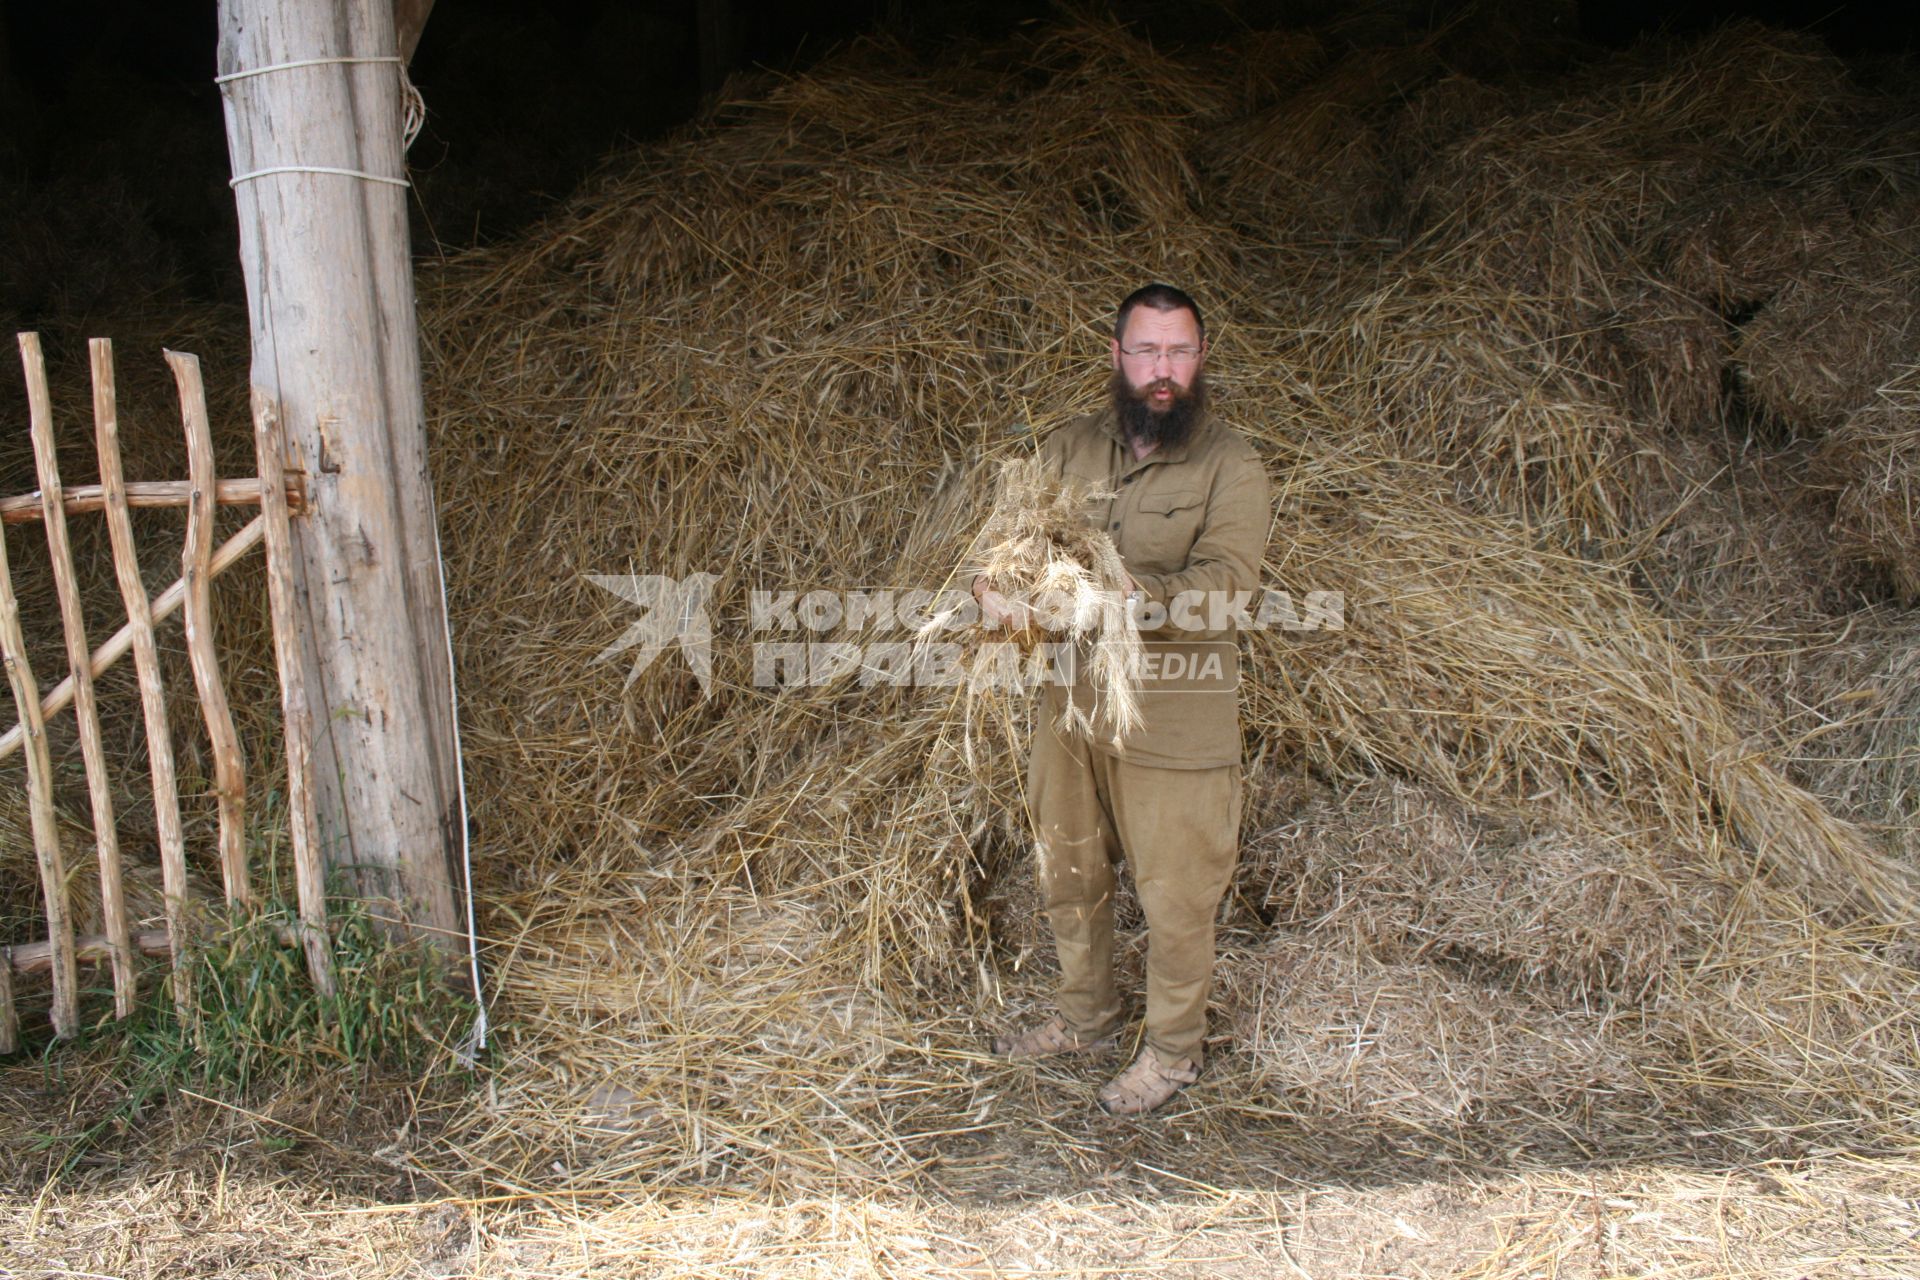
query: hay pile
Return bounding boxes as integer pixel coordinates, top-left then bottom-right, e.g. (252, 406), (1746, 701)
(7, 11), (1920, 1193)
(400, 14), (1920, 1187)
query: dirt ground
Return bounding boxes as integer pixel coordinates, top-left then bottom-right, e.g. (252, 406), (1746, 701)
(4, 1057), (1916, 1279)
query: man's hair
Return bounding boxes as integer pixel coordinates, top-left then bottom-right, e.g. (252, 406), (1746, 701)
(1114, 283), (1206, 346)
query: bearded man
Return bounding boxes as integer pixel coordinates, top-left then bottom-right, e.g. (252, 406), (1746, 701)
(973, 283), (1272, 1115)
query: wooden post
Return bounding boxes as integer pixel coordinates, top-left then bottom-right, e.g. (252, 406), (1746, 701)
(217, 0), (462, 946)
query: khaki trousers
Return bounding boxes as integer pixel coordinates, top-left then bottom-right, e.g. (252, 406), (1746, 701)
(1026, 721), (1242, 1065)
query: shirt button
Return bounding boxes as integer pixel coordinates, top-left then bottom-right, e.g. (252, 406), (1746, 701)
(1110, 522), (1120, 530)
(1122, 474), (1134, 483)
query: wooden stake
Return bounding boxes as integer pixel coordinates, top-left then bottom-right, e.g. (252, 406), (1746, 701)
(254, 393), (333, 994)
(93, 339), (192, 1020)
(22, 333), (136, 1018)
(167, 350), (250, 907)
(0, 506), (79, 1038)
(0, 515), (265, 763)
(0, 948), (15, 1055)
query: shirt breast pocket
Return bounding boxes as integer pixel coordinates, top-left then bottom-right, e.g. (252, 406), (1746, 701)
(1129, 489), (1204, 571)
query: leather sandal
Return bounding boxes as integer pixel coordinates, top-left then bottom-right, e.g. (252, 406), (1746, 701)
(991, 1014), (1117, 1058)
(1097, 1048), (1199, 1115)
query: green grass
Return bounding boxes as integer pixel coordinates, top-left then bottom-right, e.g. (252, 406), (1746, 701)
(18, 895), (478, 1176)
(137, 898), (473, 1089)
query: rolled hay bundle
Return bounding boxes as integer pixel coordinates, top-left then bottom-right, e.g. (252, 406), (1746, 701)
(1819, 363), (1920, 600)
(960, 456), (1143, 742)
(1215, 929), (1650, 1131)
(1383, 24), (1877, 453)
(1377, 72), (1512, 199)
(1203, 94), (1392, 245)
(1013, 20), (1236, 232)
(1661, 182), (1855, 315)
(1734, 200), (1920, 438)
(1626, 433), (1867, 623)
(1421, 0), (1588, 83)
(1236, 776), (1726, 1002)
(1403, 128), (1716, 311)
(1403, 21), (1862, 250)
(1770, 607), (1920, 844)
(1610, 433), (1884, 755)
(1597, 21), (1865, 170)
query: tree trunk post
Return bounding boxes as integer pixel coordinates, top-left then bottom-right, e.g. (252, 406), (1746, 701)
(216, 0), (461, 947)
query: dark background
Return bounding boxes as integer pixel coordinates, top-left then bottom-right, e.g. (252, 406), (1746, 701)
(1, 1), (1914, 325)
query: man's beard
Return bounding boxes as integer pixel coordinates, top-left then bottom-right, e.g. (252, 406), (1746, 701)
(1111, 368), (1208, 451)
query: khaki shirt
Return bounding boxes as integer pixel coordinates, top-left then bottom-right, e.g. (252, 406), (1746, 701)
(1035, 407), (1271, 768)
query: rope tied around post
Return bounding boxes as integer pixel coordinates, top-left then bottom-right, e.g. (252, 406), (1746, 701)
(217, 52), (426, 186)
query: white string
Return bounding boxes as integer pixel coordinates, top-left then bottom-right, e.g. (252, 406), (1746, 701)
(435, 510), (488, 1064)
(215, 55), (402, 85)
(229, 165), (410, 189)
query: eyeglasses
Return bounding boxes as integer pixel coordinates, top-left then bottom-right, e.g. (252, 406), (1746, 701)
(1118, 345), (1202, 365)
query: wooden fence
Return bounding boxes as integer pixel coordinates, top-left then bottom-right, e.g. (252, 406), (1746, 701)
(0, 333), (331, 1051)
